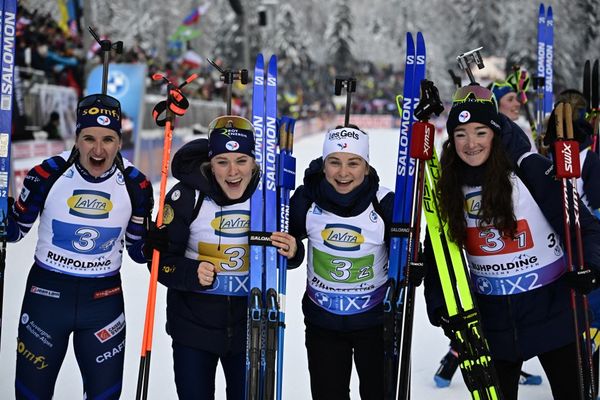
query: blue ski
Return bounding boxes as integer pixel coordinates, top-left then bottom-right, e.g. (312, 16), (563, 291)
(383, 31), (426, 400)
(543, 5), (554, 116)
(276, 116), (295, 400)
(0, 0), (17, 348)
(262, 54), (279, 400)
(534, 4), (546, 150)
(246, 54), (287, 400)
(247, 53), (266, 400)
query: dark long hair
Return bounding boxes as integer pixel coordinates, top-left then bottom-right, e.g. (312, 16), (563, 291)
(437, 132), (517, 247)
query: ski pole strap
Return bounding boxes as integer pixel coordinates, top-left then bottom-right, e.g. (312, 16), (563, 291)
(440, 309), (479, 334)
(152, 87), (190, 126)
(151, 73), (198, 127)
(248, 231), (273, 246)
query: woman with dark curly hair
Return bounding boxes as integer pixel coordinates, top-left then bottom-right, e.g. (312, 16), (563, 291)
(424, 84), (600, 400)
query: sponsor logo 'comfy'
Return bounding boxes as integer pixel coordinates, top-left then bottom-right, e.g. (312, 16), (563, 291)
(321, 224), (364, 251)
(17, 340), (49, 370)
(68, 190), (112, 219)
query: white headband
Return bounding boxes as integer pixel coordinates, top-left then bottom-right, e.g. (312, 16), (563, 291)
(322, 127), (369, 162)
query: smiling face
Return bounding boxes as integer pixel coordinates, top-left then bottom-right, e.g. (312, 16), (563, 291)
(210, 153), (255, 200)
(499, 92), (521, 121)
(453, 122), (494, 167)
(76, 127), (122, 177)
(323, 152), (368, 194)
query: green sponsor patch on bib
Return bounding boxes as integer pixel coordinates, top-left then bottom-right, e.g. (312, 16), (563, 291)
(313, 247), (374, 283)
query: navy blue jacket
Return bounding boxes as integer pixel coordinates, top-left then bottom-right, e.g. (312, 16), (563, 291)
(156, 138), (302, 354)
(289, 157), (394, 332)
(424, 117), (600, 362)
(570, 135), (600, 218)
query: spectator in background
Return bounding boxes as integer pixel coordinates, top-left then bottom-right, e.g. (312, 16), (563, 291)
(42, 111), (62, 140)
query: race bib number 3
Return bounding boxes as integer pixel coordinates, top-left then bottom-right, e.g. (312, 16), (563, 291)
(312, 247), (374, 283)
(198, 242), (249, 273)
(52, 220), (121, 255)
(466, 219), (533, 256)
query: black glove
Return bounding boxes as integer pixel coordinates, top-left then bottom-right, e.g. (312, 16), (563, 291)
(143, 220), (169, 260)
(408, 261), (426, 287)
(563, 268), (600, 295)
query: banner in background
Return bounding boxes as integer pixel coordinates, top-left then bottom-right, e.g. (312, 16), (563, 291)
(85, 63), (147, 161)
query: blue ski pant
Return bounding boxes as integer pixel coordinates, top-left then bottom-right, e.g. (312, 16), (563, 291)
(305, 322), (384, 400)
(172, 340), (246, 400)
(15, 264), (125, 400)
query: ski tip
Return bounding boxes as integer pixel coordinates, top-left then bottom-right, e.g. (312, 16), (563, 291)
(255, 53), (264, 64)
(546, 5), (553, 17)
(269, 54), (278, 64)
(434, 375), (451, 388)
(539, 3), (545, 14)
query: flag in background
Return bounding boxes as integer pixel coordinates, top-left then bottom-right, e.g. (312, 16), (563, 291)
(67, 0), (80, 38)
(57, 0), (70, 34)
(57, 0), (80, 38)
(182, 2), (210, 26)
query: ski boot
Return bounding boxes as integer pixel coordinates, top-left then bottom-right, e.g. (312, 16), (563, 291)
(434, 348), (460, 388)
(519, 371), (542, 385)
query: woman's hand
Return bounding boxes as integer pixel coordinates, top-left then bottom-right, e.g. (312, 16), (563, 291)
(270, 232), (297, 259)
(197, 261), (216, 287)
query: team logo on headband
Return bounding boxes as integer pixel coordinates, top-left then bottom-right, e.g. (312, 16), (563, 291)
(337, 143), (348, 150)
(458, 110), (471, 123)
(225, 141), (240, 151)
(97, 116), (111, 126)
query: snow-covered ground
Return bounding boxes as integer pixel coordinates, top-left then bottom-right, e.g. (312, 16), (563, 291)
(0, 129), (550, 399)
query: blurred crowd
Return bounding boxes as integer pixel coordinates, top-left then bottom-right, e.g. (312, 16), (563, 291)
(16, 4), (85, 96)
(16, 3), (405, 135)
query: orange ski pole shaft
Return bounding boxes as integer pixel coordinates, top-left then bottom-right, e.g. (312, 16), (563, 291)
(136, 73), (197, 400)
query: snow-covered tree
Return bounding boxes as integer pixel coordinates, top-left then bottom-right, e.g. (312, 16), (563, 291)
(324, 0), (355, 74)
(272, 3), (312, 72)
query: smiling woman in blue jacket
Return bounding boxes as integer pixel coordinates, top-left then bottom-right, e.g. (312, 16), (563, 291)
(289, 125), (395, 400)
(153, 115), (300, 400)
(424, 85), (600, 400)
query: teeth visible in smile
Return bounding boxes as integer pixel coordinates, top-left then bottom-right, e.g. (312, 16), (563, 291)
(228, 178), (242, 184)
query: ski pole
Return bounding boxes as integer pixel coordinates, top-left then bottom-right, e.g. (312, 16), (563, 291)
(275, 116), (295, 400)
(554, 102), (595, 400)
(583, 60), (599, 155)
(136, 72), (198, 400)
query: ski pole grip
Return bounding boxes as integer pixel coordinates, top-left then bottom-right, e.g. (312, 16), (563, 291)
(555, 103), (564, 140)
(554, 103), (581, 178)
(565, 103), (574, 140)
(410, 121), (434, 161)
